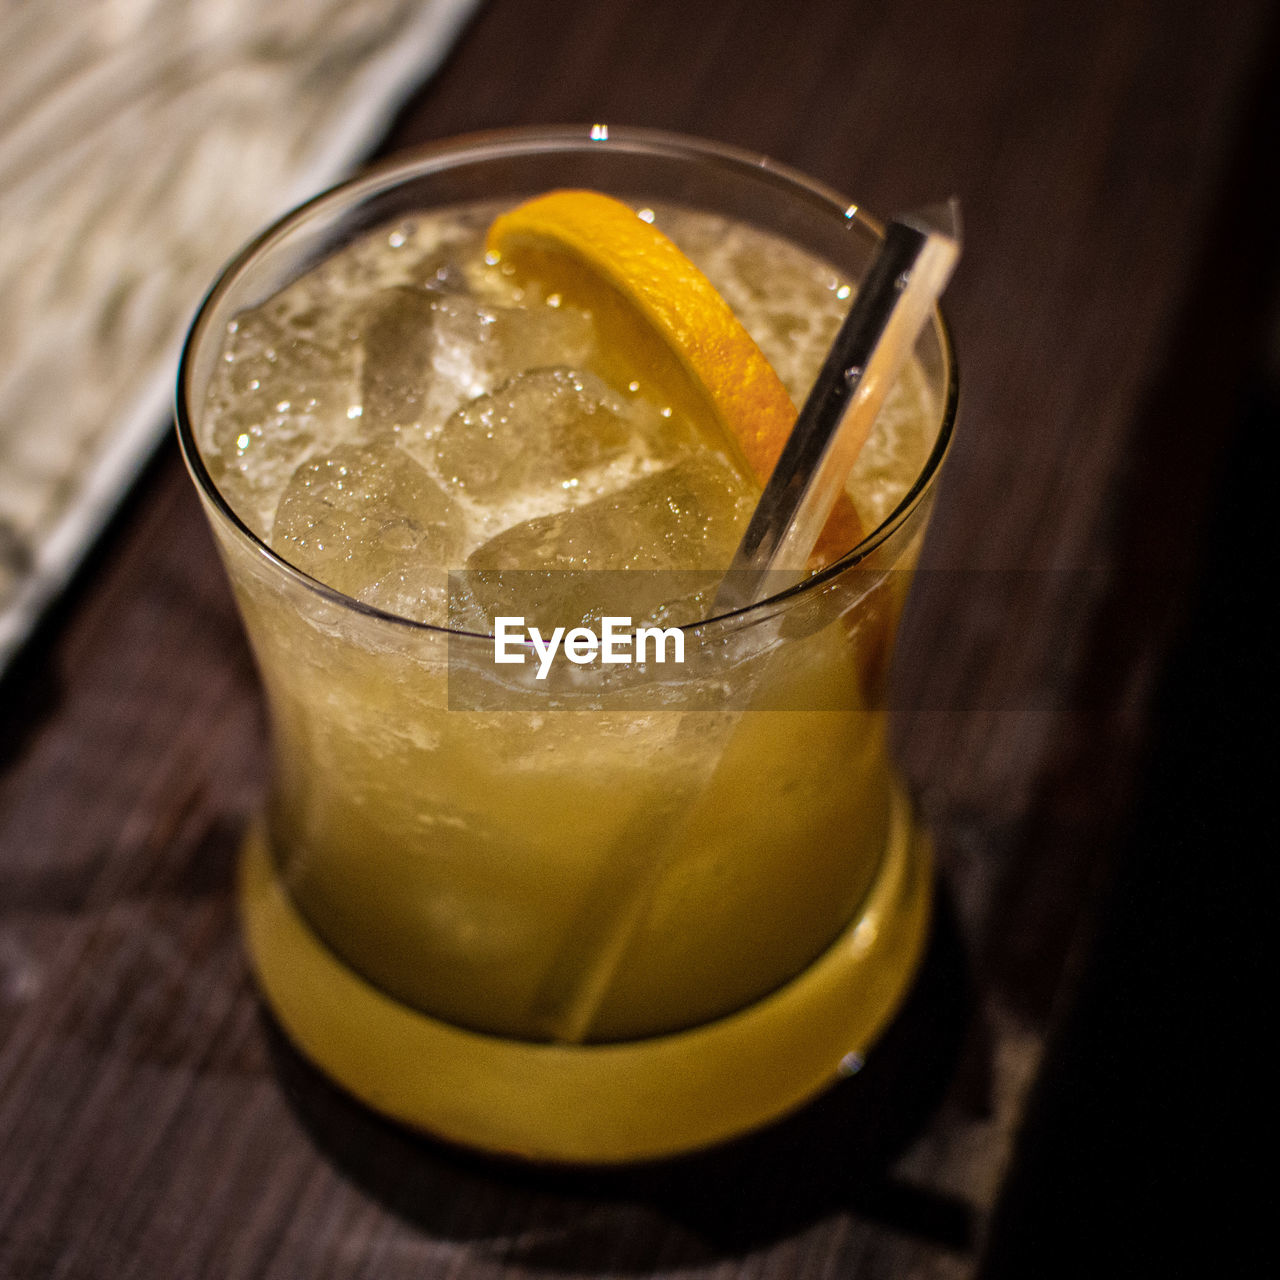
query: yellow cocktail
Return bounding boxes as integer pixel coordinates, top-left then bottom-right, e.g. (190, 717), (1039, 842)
(177, 128), (957, 1161)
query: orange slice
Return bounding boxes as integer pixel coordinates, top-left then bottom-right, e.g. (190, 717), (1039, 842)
(485, 190), (863, 560)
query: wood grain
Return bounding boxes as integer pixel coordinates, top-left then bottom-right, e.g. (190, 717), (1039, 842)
(2, 1), (1275, 1275)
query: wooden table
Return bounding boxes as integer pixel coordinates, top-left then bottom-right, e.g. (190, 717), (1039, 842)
(2, 1), (1274, 1275)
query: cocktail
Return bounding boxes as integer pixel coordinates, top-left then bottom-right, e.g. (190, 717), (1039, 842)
(176, 127), (957, 1162)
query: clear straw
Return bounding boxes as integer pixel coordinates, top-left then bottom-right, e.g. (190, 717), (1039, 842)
(715, 200), (962, 611)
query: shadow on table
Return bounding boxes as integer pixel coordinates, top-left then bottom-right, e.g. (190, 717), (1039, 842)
(264, 883), (976, 1269)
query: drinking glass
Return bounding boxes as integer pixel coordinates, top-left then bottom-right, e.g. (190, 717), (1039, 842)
(176, 126), (958, 1162)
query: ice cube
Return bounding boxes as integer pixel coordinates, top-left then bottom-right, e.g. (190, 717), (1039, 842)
(203, 306), (360, 537)
(358, 286), (440, 441)
(433, 367), (681, 508)
(464, 457), (756, 628)
(358, 287), (597, 448)
(271, 442), (465, 623)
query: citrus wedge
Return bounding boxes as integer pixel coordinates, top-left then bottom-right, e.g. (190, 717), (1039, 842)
(486, 190), (863, 561)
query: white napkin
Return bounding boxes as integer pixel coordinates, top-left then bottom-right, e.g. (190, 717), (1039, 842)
(0, 0), (484, 672)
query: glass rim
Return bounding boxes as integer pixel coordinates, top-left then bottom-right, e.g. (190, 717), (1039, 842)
(175, 123), (960, 641)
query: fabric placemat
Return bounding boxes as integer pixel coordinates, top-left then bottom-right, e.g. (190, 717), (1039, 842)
(0, 0), (484, 674)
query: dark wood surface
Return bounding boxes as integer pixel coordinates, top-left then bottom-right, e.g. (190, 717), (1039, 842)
(2, 1), (1275, 1275)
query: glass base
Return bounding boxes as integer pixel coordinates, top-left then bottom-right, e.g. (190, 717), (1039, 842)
(239, 787), (932, 1165)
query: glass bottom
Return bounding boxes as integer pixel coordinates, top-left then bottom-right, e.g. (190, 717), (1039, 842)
(239, 785), (932, 1164)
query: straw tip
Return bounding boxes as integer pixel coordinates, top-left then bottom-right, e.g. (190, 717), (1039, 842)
(900, 197), (962, 246)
